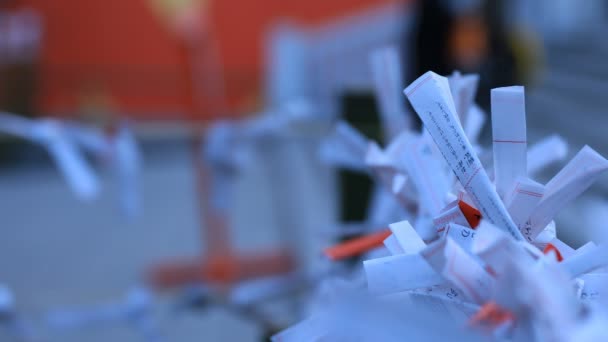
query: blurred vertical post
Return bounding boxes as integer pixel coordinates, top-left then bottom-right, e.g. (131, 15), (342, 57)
(147, 0), (231, 256)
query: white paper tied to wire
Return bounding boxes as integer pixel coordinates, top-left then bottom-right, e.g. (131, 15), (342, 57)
(319, 48), (420, 234)
(112, 121), (143, 218)
(0, 112), (100, 200)
(0, 112), (143, 217)
(203, 100), (319, 212)
(277, 70), (608, 341)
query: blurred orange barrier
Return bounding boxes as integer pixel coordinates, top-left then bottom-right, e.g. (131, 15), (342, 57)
(149, 249), (296, 289)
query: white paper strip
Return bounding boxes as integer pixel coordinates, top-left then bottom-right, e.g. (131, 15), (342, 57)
(445, 223), (477, 252)
(0, 113), (100, 199)
(364, 254), (444, 295)
(383, 234), (405, 255)
(442, 238), (492, 304)
(464, 105), (486, 144)
(560, 245), (608, 278)
(45, 126), (99, 200)
(534, 221), (556, 250)
(388, 220), (425, 254)
(113, 123), (141, 217)
(504, 177), (544, 228)
(527, 146), (608, 240)
(527, 134), (568, 177)
(491, 86), (527, 199)
(0, 111), (42, 140)
(320, 121), (369, 171)
(580, 273), (608, 301)
(366, 141), (410, 207)
(370, 46), (411, 140)
(396, 132), (450, 216)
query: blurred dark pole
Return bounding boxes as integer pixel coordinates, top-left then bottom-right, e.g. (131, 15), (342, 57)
(0, 1), (42, 163)
(409, 0), (453, 77)
(0, 1), (41, 117)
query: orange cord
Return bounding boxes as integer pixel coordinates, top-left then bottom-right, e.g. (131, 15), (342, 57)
(323, 229), (391, 261)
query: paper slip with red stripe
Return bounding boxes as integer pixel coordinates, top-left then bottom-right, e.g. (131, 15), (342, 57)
(526, 145), (608, 241)
(503, 177), (545, 228)
(534, 220), (557, 250)
(491, 86), (527, 200)
(440, 237), (493, 304)
(482, 134), (568, 184)
(404, 72), (524, 241)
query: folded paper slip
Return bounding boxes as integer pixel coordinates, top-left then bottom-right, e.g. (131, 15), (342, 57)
(324, 229), (391, 261)
(364, 253), (444, 295)
(0, 112), (100, 199)
(388, 220), (425, 254)
(320, 121), (369, 171)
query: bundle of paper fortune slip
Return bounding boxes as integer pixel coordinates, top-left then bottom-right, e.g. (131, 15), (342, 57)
(274, 71), (608, 342)
(320, 68), (567, 247)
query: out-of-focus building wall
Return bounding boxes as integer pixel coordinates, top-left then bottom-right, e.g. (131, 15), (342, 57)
(510, 0), (608, 41)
